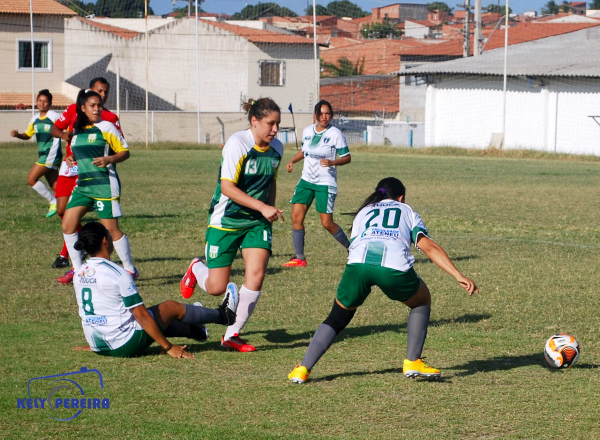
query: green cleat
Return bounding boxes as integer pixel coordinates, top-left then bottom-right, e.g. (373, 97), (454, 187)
(46, 203), (57, 218)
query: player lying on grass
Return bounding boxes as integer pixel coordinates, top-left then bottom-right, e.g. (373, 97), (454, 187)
(289, 177), (479, 382)
(10, 89), (61, 218)
(73, 222), (239, 358)
(181, 97), (284, 353)
(282, 100), (351, 267)
(61, 89), (138, 285)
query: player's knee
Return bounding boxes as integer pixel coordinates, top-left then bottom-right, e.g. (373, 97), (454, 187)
(27, 176), (37, 187)
(323, 300), (356, 335)
(320, 217), (336, 232)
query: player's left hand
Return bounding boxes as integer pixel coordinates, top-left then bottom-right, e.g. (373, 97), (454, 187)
(92, 156), (112, 167)
(320, 159), (333, 167)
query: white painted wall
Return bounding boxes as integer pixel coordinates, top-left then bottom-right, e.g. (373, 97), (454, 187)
(423, 75), (600, 156)
(404, 21), (430, 39)
(64, 18), (316, 113)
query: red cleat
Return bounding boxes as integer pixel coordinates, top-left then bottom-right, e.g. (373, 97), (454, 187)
(281, 258), (307, 267)
(180, 258), (200, 299)
(57, 269), (75, 285)
(221, 334), (256, 352)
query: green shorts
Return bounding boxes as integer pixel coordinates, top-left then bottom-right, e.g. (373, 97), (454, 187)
(96, 330), (154, 358)
(290, 179), (337, 214)
(336, 264), (421, 309)
(67, 188), (122, 219)
(205, 223), (272, 268)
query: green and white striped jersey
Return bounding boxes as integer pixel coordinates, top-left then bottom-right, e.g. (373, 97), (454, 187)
(24, 110), (62, 165)
(300, 124), (349, 188)
(209, 129), (283, 230)
(348, 200), (429, 271)
(70, 121), (129, 200)
(74, 258), (144, 352)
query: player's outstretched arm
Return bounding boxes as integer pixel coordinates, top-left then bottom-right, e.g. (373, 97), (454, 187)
(131, 305), (193, 359)
(10, 129), (31, 140)
(50, 124), (71, 142)
(416, 235), (479, 296)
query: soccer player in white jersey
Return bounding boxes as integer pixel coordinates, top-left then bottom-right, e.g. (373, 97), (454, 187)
(288, 177), (479, 383)
(282, 100), (351, 267)
(180, 98), (284, 352)
(73, 222), (239, 358)
(10, 89), (62, 218)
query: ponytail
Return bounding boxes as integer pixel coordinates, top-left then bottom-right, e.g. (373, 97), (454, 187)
(355, 177), (406, 215)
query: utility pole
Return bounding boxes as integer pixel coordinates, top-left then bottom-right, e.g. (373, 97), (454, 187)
(458, 0), (472, 57)
(473, 0), (482, 56)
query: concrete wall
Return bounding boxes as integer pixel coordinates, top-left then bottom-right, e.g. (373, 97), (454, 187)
(0, 14), (66, 93)
(424, 75), (600, 156)
(404, 21), (430, 39)
(0, 110), (315, 144)
(63, 18), (316, 113)
(367, 121), (424, 147)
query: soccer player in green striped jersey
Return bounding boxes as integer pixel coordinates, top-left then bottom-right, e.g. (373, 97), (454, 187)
(283, 100), (351, 267)
(10, 89), (62, 218)
(181, 98), (284, 352)
(61, 89), (138, 282)
(288, 177), (478, 383)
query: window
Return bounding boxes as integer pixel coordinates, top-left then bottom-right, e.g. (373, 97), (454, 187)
(17, 40), (52, 71)
(259, 60), (285, 87)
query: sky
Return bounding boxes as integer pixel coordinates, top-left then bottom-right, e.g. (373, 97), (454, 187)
(157, 0), (555, 17)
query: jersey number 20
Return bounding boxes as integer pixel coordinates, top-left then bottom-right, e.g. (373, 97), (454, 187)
(364, 207), (401, 229)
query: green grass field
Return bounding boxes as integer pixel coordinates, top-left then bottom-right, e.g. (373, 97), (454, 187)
(1, 143), (599, 439)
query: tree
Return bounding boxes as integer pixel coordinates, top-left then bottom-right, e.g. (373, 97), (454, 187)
(305, 4), (329, 15)
(232, 2), (298, 19)
(591, 0), (600, 9)
(541, 1), (560, 14)
(171, 4), (204, 18)
(307, 1), (368, 18)
(427, 2), (452, 13)
(326, 1), (369, 18)
(360, 22), (402, 39)
(321, 56), (365, 77)
(60, 0), (96, 16)
(558, 1), (572, 12)
(94, 0), (154, 18)
(486, 3), (512, 14)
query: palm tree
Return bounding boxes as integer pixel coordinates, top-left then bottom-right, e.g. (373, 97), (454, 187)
(320, 57), (365, 77)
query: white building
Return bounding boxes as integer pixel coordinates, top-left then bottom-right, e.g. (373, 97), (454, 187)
(395, 28), (600, 155)
(63, 17), (317, 113)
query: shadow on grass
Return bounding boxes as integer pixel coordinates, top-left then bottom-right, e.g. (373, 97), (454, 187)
(126, 214), (180, 219)
(230, 267), (283, 277)
(414, 255), (477, 264)
(450, 354), (598, 377)
(310, 367), (452, 384)
(244, 313), (491, 350)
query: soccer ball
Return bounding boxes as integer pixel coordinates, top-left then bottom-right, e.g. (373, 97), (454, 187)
(544, 334), (580, 369)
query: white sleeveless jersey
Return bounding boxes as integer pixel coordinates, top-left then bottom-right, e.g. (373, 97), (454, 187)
(348, 200), (429, 272)
(73, 257), (144, 352)
(300, 124), (349, 188)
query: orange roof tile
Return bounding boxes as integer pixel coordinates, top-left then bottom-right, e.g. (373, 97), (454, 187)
(0, 93), (73, 109)
(79, 18), (141, 40)
(0, 0), (77, 15)
(199, 19), (312, 44)
(321, 77), (399, 113)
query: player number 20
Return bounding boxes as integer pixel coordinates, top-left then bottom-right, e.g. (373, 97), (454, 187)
(364, 207), (401, 229)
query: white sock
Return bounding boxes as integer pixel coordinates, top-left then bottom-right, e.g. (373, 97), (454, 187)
(63, 232), (82, 269)
(32, 181), (56, 204)
(113, 234), (135, 273)
(224, 285), (261, 340)
(191, 259), (210, 292)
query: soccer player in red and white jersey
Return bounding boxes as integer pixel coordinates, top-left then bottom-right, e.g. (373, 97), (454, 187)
(51, 77), (126, 283)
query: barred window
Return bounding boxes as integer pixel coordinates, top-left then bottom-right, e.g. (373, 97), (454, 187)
(18, 40), (52, 71)
(259, 60), (285, 87)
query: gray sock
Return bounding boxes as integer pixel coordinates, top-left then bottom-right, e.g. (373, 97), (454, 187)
(332, 226), (350, 249)
(292, 228), (306, 260)
(164, 320), (207, 342)
(406, 305), (430, 361)
(301, 323), (338, 371)
(181, 303), (224, 325)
